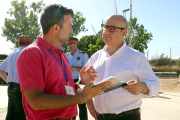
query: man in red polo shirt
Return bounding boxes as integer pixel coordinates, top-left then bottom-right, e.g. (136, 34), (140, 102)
(16, 4), (111, 120)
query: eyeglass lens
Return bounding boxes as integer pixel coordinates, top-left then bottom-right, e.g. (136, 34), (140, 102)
(102, 25), (115, 33)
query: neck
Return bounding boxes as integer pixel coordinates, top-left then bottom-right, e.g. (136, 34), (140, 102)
(42, 35), (60, 48)
(19, 45), (25, 48)
(107, 41), (124, 56)
(71, 48), (77, 55)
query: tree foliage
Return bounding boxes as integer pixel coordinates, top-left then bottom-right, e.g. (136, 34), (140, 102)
(176, 58), (180, 68)
(125, 17), (153, 53)
(62, 11), (88, 53)
(71, 12), (88, 37)
(78, 35), (105, 57)
(149, 53), (176, 66)
(1, 0), (45, 47)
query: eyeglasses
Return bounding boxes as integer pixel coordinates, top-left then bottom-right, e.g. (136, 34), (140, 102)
(53, 4), (66, 19)
(67, 42), (76, 46)
(101, 24), (125, 33)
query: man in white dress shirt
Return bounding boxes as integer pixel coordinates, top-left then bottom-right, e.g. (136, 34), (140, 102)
(83, 15), (161, 120)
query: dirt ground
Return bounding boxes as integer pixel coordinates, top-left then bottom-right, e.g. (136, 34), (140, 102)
(159, 76), (180, 93)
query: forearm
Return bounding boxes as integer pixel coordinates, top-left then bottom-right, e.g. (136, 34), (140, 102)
(24, 81), (111, 111)
(71, 66), (82, 72)
(0, 70), (8, 84)
(141, 82), (149, 94)
(25, 92), (81, 110)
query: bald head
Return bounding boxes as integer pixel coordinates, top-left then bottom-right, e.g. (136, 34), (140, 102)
(106, 14), (128, 29)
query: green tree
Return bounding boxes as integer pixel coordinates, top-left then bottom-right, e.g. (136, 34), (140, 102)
(149, 53), (173, 66)
(176, 58), (180, 68)
(78, 35), (105, 57)
(1, 0), (45, 47)
(62, 11), (88, 53)
(71, 12), (88, 37)
(125, 17), (153, 53)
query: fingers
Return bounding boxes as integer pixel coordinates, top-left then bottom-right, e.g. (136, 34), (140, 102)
(83, 81), (94, 90)
(92, 111), (98, 120)
(92, 81), (112, 93)
(86, 65), (93, 72)
(127, 80), (137, 85)
(93, 76), (98, 81)
(80, 66), (86, 73)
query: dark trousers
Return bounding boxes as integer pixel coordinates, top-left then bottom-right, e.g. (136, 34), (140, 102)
(98, 112), (141, 120)
(74, 79), (88, 120)
(6, 82), (26, 120)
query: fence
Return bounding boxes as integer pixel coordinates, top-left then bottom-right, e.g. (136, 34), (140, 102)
(144, 47), (180, 61)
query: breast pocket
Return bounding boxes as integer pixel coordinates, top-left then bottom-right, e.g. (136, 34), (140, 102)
(73, 56), (83, 67)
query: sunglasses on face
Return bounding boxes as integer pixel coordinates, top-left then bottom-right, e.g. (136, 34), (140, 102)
(101, 24), (125, 33)
(67, 42), (76, 46)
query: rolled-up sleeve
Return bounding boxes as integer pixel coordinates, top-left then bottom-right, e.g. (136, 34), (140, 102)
(0, 58), (8, 72)
(135, 54), (161, 97)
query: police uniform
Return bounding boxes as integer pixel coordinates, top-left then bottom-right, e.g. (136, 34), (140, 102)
(66, 49), (89, 81)
(66, 49), (89, 120)
(0, 47), (26, 120)
(0, 37), (31, 120)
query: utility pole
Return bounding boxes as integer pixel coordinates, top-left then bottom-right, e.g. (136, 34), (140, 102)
(114, 0), (118, 14)
(170, 47), (172, 73)
(129, 0), (132, 47)
(91, 25), (97, 37)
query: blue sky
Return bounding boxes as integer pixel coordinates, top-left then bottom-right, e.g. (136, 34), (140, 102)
(0, 0), (180, 60)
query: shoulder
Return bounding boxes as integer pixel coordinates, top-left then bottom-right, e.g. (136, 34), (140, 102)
(125, 46), (146, 62)
(78, 50), (86, 54)
(18, 43), (42, 62)
(66, 52), (71, 55)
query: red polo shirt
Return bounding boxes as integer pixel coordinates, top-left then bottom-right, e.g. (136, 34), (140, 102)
(17, 36), (77, 120)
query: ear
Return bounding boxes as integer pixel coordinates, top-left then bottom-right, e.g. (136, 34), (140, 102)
(52, 24), (60, 34)
(123, 29), (128, 37)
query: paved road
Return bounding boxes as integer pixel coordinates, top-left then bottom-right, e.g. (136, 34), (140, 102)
(0, 84), (180, 120)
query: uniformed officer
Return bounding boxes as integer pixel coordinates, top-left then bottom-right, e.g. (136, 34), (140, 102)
(66, 37), (89, 120)
(0, 37), (31, 120)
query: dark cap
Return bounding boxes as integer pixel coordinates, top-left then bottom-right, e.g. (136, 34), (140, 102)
(68, 37), (78, 43)
(17, 37), (31, 43)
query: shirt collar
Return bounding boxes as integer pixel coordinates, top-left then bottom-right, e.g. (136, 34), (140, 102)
(71, 49), (79, 55)
(36, 36), (64, 51)
(103, 40), (127, 55)
(19, 46), (24, 49)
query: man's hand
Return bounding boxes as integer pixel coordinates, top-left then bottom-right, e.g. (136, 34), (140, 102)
(0, 69), (8, 84)
(80, 66), (98, 85)
(77, 81), (111, 104)
(87, 99), (99, 120)
(122, 80), (149, 95)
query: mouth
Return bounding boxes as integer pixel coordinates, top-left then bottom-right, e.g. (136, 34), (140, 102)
(103, 36), (110, 39)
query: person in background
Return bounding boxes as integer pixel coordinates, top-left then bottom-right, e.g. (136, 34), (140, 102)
(16, 4), (111, 120)
(0, 37), (31, 120)
(66, 37), (89, 120)
(82, 14), (161, 120)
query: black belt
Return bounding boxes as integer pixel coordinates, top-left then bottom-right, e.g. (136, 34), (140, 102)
(99, 108), (140, 119)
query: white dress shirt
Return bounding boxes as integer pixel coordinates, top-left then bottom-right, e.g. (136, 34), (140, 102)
(85, 41), (161, 114)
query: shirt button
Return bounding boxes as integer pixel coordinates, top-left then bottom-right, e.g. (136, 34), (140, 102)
(102, 102), (104, 104)
(107, 67), (109, 69)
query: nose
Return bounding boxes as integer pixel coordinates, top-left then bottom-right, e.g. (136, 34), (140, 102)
(70, 26), (73, 33)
